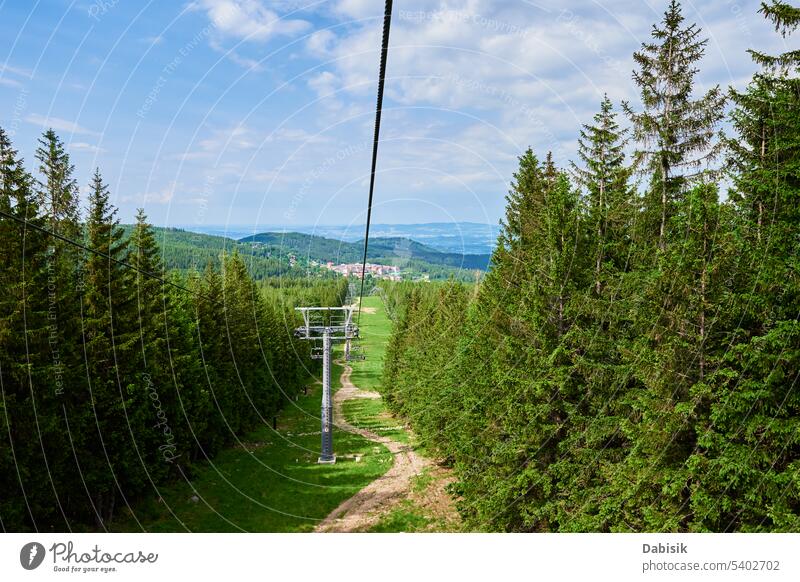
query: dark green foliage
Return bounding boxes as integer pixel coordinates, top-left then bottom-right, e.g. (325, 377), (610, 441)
(116, 226), (482, 282)
(381, 1), (800, 533)
(239, 231), (491, 274)
(571, 95), (635, 294)
(118, 225), (307, 280)
(0, 127), (61, 529)
(750, 1), (800, 70)
(2, 0), (798, 535)
(694, 0), (800, 532)
(0, 130), (345, 531)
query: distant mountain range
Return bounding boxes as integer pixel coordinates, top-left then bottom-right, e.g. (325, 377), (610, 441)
(238, 231), (491, 271)
(124, 225), (493, 281)
(176, 222), (501, 255)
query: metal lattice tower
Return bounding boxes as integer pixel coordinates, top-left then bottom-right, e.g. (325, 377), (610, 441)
(294, 306), (360, 464)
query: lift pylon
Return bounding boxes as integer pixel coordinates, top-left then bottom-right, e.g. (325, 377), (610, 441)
(294, 306), (359, 464)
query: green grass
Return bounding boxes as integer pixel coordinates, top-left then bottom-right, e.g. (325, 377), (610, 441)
(347, 297), (460, 533)
(368, 500), (433, 533)
(342, 397), (410, 444)
(110, 363), (393, 532)
(350, 295), (393, 392)
(367, 469), (457, 533)
(347, 299), (463, 532)
(346, 295), (411, 445)
(109, 295), (450, 533)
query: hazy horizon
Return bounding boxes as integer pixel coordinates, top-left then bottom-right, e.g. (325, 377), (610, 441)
(171, 221), (501, 254)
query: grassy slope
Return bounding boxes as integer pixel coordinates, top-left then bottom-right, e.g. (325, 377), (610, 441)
(110, 363), (392, 532)
(110, 294), (458, 532)
(349, 295), (393, 392)
(346, 295), (460, 532)
(345, 295), (409, 443)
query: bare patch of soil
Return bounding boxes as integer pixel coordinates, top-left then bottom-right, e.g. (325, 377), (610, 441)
(314, 364), (440, 532)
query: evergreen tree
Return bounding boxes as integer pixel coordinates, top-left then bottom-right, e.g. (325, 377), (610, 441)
(624, 0), (726, 251)
(749, 1), (800, 71)
(613, 184), (735, 531)
(691, 0), (800, 532)
(33, 131), (84, 525)
(728, 1), (800, 247)
(452, 154), (588, 531)
(193, 262), (233, 452)
(571, 95), (634, 293)
(80, 169), (138, 527)
(222, 251), (260, 430)
(0, 127), (64, 529)
(35, 130), (80, 239)
(548, 97), (638, 531)
(429, 150), (549, 530)
(126, 209), (189, 478)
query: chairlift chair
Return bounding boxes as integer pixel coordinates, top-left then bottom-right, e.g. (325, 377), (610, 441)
(346, 342), (366, 362)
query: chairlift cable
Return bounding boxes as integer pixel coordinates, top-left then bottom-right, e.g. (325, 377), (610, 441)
(357, 0), (394, 326)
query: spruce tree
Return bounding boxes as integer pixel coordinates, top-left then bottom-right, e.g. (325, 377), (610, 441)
(35, 130), (80, 240)
(624, 0), (726, 251)
(729, 1), (800, 247)
(692, 0), (800, 532)
(439, 150), (548, 530)
(749, 1), (800, 71)
(33, 131), (84, 514)
(614, 184), (735, 531)
(0, 127), (64, 529)
(80, 168), (139, 527)
(127, 209), (189, 477)
(194, 262), (232, 452)
(571, 95), (634, 293)
(443, 153), (590, 531)
(552, 97), (637, 531)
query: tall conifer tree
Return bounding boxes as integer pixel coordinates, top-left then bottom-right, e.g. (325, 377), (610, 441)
(624, 0), (725, 251)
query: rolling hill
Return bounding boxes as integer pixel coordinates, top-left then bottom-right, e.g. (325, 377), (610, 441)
(238, 232), (492, 271)
(119, 227), (491, 281)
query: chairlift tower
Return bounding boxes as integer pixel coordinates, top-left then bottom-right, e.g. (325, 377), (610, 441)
(294, 306), (359, 464)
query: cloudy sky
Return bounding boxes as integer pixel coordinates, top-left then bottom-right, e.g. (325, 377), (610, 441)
(0, 0), (788, 230)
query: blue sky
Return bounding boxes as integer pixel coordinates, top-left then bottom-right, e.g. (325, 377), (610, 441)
(0, 0), (788, 229)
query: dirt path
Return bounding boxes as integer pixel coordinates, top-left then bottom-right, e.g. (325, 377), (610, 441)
(314, 363), (428, 532)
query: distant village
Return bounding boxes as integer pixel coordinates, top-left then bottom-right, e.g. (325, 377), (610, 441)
(283, 254), (429, 282)
(324, 261), (404, 281)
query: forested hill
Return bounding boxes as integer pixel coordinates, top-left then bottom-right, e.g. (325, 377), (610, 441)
(119, 226), (491, 280)
(239, 231), (492, 270)
(119, 225), (306, 280)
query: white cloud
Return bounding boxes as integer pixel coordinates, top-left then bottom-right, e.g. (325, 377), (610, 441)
(0, 77), (22, 88)
(0, 63), (33, 88)
(140, 35), (164, 46)
(268, 127), (332, 143)
(332, 0), (381, 19)
(170, 124), (260, 162)
(306, 29), (337, 57)
(295, 0), (780, 184)
(120, 0), (787, 225)
(0, 63), (33, 78)
(198, 124), (258, 152)
(307, 70), (339, 98)
(25, 113), (99, 136)
(192, 0), (311, 42)
(207, 37), (265, 71)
